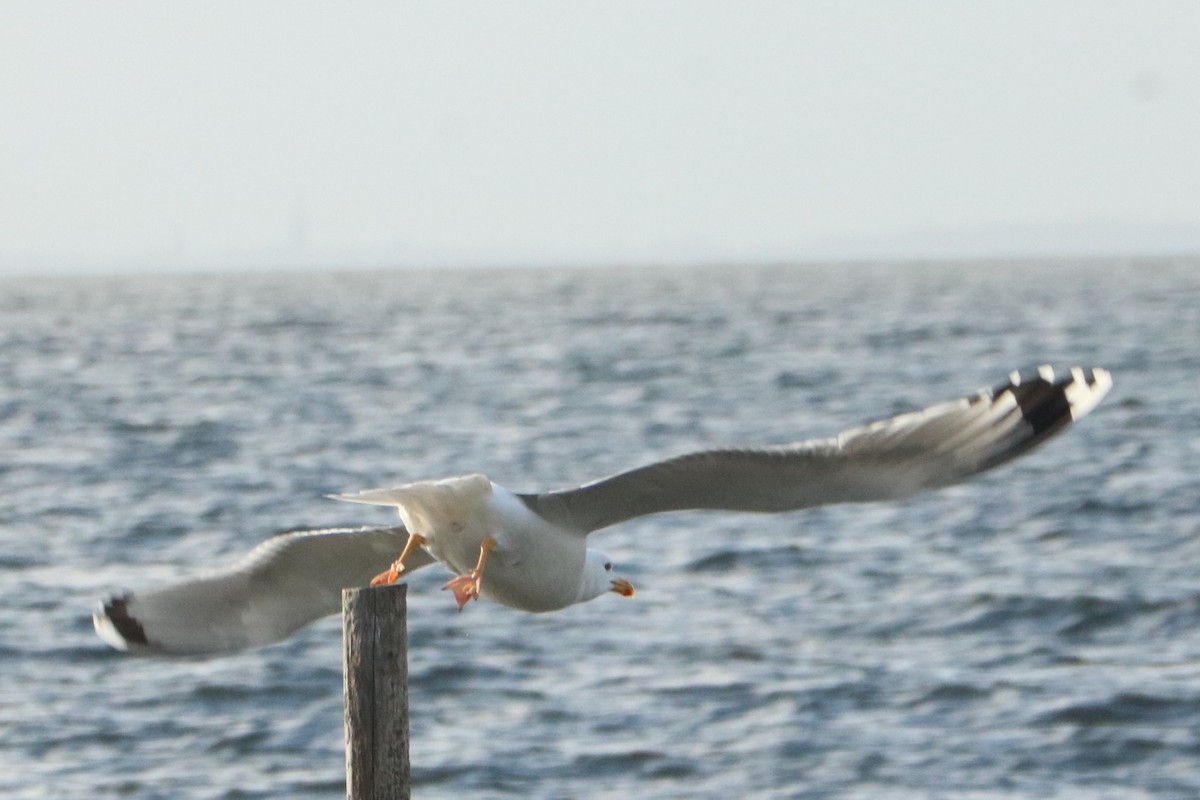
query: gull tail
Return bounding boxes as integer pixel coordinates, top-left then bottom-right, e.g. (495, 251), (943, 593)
(329, 487), (418, 507)
(330, 474), (491, 507)
(331, 474), (494, 535)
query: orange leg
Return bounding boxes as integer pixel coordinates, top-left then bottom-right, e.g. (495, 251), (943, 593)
(442, 536), (497, 610)
(370, 532), (427, 586)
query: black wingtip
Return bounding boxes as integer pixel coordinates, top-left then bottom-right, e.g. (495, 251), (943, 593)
(94, 593), (149, 650)
(992, 365), (1112, 438)
(1002, 371), (1071, 437)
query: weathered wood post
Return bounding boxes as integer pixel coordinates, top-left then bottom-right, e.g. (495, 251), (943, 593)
(343, 584), (411, 800)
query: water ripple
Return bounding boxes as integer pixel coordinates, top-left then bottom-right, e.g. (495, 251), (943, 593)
(4, 261), (1199, 798)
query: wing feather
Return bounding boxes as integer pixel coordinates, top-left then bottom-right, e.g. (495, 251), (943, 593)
(93, 525), (427, 655)
(522, 366), (1111, 533)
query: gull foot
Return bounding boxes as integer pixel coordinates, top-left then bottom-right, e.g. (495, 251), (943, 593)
(440, 536), (496, 611)
(369, 533), (428, 586)
(442, 573), (483, 611)
(370, 565), (403, 586)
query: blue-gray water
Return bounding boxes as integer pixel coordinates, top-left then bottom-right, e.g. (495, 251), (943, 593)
(2, 260), (1198, 799)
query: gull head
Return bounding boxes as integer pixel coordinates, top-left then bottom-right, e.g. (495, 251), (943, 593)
(575, 548), (635, 605)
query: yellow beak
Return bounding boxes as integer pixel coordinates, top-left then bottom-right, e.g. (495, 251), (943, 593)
(609, 577), (636, 598)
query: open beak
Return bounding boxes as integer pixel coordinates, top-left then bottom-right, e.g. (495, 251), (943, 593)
(609, 577), (636, 598)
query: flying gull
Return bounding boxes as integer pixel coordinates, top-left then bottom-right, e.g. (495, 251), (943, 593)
(94, 365), (1111, 655)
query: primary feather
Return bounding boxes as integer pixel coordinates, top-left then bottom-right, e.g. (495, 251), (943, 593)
(520, 366), (1111, 532)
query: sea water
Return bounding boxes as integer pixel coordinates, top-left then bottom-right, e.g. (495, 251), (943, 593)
(2, 259), (1198, 798)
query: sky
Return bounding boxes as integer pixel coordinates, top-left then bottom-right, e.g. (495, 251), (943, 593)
(2, 1), (1199, 274)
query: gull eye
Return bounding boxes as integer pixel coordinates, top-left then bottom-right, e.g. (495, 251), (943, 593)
(604, 562), (613, 572)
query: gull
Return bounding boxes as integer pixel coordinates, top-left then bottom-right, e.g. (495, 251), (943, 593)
(94, 365), (1111, 655)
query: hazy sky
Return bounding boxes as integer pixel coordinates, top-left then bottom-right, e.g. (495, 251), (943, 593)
(2, 2), (1198, 273)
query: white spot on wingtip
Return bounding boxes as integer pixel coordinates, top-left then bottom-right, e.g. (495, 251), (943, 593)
(1062, 365), (1113, 421)
(92, 604), (132, 652)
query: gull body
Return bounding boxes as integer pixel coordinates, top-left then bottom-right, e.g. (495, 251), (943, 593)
(334, 475), (620, 612)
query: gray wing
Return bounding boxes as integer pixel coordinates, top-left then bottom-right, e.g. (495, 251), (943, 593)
(93, 525), (429, 655)
(521, 366), (1111, 534)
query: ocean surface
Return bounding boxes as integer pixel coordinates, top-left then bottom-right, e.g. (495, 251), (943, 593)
(2, 259), (1198, 799)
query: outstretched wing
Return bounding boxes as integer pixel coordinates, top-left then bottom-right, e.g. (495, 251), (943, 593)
(522, 366), (1111, 533)
(93, 525), (429, 655)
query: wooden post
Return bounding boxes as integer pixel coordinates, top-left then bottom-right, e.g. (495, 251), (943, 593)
(343, 584), (411, 800)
